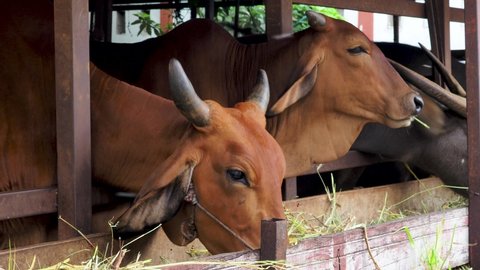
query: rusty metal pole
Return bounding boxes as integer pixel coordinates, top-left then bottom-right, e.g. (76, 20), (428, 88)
(465, 0), (480, 268)
(54, 0), (92, 239)
(260, 219), (288, 265)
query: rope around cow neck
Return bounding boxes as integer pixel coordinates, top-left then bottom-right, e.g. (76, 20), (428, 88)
(184, 182), (255, 251)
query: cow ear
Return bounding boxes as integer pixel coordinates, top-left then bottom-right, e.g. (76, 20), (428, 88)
(267, 64), (317, 116)
(113, 156), (196, 238)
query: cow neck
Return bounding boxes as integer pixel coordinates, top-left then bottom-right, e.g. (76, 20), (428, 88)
(266, 90), (366, 179)
(223, 33), (300, 107)
(263, 35), (304, 105)
(90, 67), (189, 192)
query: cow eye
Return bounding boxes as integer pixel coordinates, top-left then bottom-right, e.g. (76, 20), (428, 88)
(227, 169), (250, 187)
(347, 46), (367, 55)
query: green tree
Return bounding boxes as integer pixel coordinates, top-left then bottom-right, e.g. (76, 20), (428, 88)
(132, 4), (343, 37)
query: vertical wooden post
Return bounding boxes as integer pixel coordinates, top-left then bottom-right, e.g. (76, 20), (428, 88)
(265, 0), (292, 39)
(426, 0), (451, 83)
(54, 0), (92, 239)
(283, 177), (298, 200)
(465, 0), (480, 268)
(260, 219), (288, 264)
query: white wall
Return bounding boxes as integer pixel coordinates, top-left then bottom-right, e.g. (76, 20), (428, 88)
(342, 0), (465, 50)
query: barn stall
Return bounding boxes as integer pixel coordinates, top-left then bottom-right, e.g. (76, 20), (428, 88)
(0, 0), (478, 269)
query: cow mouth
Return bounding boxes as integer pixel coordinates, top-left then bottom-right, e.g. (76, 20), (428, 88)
(385, 114), (414, 128)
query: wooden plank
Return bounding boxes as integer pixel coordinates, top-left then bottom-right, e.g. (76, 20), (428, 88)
(53, 0), (92, 239)
(283, 208), (468, 269)
(0, 189), (57, 220)
(465, 0), (480, 268)
(0, 234), (111, 269)
(294, 0), (464, 22)
(316, 151), (387, 173)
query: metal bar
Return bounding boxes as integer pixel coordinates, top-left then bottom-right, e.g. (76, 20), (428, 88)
(0, 189), (57, 220)
(294, 0), (464, 23)
(54, 0), (92, 239)
(466, 0), (480, 267)
(393, 15), (399, 43)
(234, 0), (240, 38)
(205, 0), (214, 20)
(260, 219), (288, 263)
(105, 0), (113, 42)
(265, 0), (293, 38)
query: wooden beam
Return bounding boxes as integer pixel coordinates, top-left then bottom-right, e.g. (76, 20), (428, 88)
(0, 189), (57, 220)
(295, 0), (464, 22)
(54, 0), (92, 239)
(466, 0), (480, 268)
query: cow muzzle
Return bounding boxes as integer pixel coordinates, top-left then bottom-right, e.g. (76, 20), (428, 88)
(384, 92), (424, 128)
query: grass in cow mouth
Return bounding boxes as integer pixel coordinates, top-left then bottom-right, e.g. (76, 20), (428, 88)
(414, 116), (430, 129)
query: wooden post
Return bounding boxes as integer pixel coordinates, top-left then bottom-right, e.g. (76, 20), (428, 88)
(54, 0), (92, 239)
(265, 0), (293, 39)
(260, 219), (288, 264)
(465, 0), (480, 268)
(283, 177), (298, 200)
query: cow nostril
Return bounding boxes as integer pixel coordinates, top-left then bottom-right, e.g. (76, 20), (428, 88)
(413, 95), (424, 114)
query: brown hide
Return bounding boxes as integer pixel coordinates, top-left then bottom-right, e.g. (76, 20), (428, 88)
(0, 1), (286, 254)
(91, 14), (422, 177)
(0, 1), (57, 248)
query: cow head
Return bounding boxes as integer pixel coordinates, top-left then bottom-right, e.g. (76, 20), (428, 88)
(269, 11), (423, 128)
(114, 59), (286, 254)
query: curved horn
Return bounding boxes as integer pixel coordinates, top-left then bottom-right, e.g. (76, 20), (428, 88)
(246, 69), (270, 113)
(389, 59), (466, 118)
(306, 11), (327, 29)
(418, 43), (467, 97)
(169, 58), (210, 127)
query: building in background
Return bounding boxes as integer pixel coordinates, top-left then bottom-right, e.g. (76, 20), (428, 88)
(109, 0), (465, 51)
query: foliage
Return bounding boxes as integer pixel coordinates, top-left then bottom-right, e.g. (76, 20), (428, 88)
(214, 4), (344, 35)
(131, 4), (343, 37)
(131, 12), (163, 36)
(214, 5), (266, 35)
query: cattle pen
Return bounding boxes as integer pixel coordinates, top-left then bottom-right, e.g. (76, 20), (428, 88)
(0, 0), (479, 269)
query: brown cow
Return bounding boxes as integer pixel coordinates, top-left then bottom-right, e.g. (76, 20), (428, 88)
(0, 1), (286, 254)
(91, 12), (424, 177)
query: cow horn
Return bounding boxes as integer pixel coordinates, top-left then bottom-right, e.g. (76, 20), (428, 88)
(418, 43), (467, 97)
(389, 59), (466, 118)
(306, 11), (327, 28)
(246, 69), (270, 113)
(169, 58), (210, 127)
